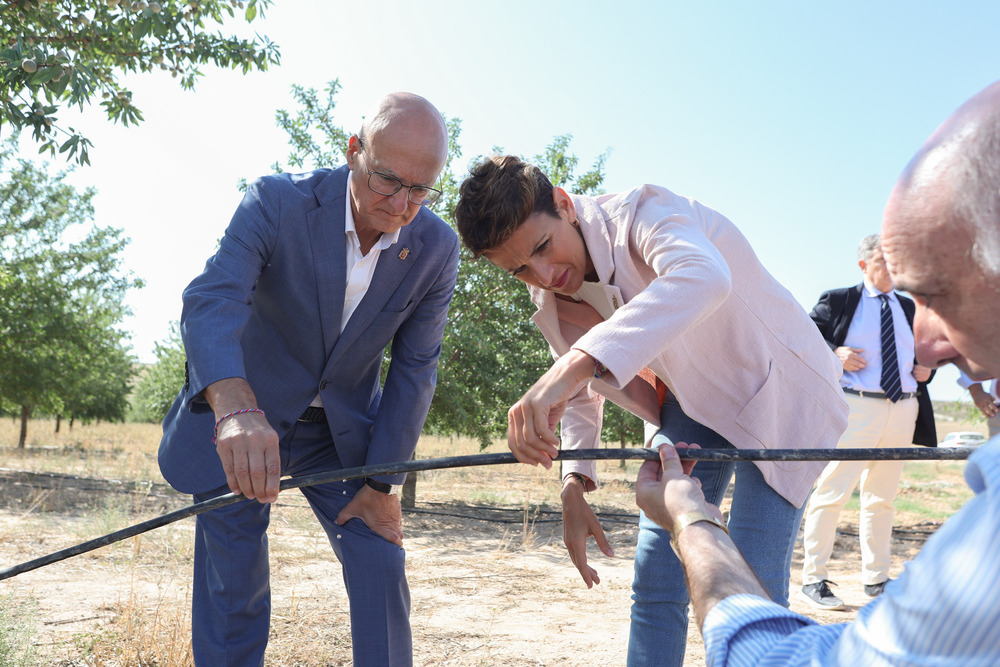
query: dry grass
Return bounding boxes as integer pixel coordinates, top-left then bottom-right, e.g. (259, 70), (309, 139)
(0, 417), (986, 666)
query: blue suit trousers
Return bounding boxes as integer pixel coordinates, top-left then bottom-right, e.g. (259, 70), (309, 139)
(192, 421), (411, 666)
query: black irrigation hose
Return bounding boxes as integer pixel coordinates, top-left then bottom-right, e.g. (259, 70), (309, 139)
(0, 447), (972, 581)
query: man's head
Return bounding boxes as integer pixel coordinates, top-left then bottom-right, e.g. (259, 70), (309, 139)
(882, 80), (1000, 380)
(345, 92), (448, 248)
(857, 233), (893, 293)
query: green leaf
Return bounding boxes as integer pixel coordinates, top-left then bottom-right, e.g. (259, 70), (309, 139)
(58, 136), (77, 154)
(28, 67), (59, 85)
(132, 18), (151, 41)
(47, 72), (71, 96)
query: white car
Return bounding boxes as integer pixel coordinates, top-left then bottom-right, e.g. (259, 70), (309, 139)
(939, 431), (988, 448)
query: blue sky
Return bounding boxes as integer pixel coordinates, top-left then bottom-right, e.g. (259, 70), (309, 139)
(46, 0), (1000, 401)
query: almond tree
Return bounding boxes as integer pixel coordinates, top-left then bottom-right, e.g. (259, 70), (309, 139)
(0, 138), (140, 446)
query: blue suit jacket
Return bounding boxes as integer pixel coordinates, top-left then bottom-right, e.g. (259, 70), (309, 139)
(159, 166), (460, 494)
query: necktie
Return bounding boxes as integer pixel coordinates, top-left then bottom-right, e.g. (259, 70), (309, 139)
(878, 294), (903, 402)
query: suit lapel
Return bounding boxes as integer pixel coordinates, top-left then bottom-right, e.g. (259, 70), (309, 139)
(307, 169), (349, 359)
(833, 284), (863, 346)
(899, 293), (916, 330)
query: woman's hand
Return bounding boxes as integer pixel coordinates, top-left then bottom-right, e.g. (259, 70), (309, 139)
(508, 349), (597, 469)
(561, 475), (614, 588)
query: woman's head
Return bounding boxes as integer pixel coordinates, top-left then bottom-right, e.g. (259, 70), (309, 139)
(454, 155), (558, 258)
(455, 155), (595, 295)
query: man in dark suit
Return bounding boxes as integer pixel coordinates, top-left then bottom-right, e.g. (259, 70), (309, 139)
(798, 233), (934, 611)
(158, 92), (459, 666)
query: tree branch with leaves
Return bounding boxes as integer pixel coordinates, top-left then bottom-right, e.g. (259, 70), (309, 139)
(1, 0), (280, 164)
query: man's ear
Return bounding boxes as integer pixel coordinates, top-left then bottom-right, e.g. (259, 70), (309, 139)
(345, 135), (361, 168)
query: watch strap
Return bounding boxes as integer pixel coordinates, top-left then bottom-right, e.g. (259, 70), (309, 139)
(365, 477), (394, 494)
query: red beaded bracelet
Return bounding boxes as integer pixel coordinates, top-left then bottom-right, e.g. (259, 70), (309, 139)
(213, 407), (265, 444)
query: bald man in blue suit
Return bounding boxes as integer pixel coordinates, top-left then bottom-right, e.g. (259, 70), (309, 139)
(159, 92), (459, 667)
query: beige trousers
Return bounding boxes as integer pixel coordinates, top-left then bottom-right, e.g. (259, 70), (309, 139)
(801, 392), (919, 586)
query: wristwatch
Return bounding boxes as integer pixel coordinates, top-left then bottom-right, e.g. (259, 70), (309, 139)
(669, 511), (729, 560)
(365, 477), (399, 495)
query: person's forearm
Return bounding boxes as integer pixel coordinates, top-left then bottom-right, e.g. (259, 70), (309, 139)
(676, 523), (770, 630)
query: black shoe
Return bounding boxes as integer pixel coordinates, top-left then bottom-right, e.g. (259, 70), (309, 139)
(800, 580), (845, 610)
(864, 579), (891, 597)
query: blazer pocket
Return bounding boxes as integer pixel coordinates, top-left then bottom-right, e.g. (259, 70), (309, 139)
(735, 360), (834, 471)
(366, 300), (418, 333)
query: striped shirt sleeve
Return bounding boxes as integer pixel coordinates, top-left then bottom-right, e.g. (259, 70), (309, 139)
(703, 438), (1000, 666)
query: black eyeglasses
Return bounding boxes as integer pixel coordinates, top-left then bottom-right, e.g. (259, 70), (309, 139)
(357, 140), (442, 206)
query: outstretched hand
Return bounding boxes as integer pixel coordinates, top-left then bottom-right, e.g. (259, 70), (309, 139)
(635, 443), (722, 534)
(508, 350), (596, 469)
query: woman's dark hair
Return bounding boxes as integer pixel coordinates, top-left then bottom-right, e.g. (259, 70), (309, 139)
(454, 155), (558, 257)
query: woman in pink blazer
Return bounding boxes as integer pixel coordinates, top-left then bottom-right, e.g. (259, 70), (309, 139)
(454, 155), (849, 666)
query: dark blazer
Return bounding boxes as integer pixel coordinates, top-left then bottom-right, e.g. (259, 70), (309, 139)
(159, 166), (460, 493)
(809, 284), (937, 447)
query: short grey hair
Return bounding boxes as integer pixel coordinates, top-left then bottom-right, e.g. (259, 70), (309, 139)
(858, 233), (881, 263)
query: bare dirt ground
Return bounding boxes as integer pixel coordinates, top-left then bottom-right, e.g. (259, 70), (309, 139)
(0, 417), (982, 665)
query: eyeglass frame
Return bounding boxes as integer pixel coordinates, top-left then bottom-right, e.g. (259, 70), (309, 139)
(356, 138), (443, 206)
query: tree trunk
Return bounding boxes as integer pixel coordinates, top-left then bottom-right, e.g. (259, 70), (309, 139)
(55, 414), (61, 433)
(401, 452), (417, 509)
(402, 471), (417, 509)
(620, 432), (627, 468)
(18, 405), (30, 449)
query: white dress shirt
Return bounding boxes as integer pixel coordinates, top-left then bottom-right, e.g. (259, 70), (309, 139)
(840, 281), (917, 394)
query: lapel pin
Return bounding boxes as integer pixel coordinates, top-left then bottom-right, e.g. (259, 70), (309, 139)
(398, 247), (409, 260)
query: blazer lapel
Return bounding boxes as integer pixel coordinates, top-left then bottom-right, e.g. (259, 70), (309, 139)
(571, 194), (617, 284)
(306, 170), (349, 359)
(832, 284), (864, 346)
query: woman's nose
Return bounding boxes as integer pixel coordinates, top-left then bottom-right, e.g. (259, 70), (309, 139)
(533, 261), (555, 286)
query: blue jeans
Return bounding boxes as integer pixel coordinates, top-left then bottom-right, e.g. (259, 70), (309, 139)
(627, 398), (806, 667)
(191, 421), (411, 667)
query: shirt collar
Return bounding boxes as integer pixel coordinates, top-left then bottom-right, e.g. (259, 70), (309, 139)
(862, 280), (895, 300)
(344, 170), (401, 251)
